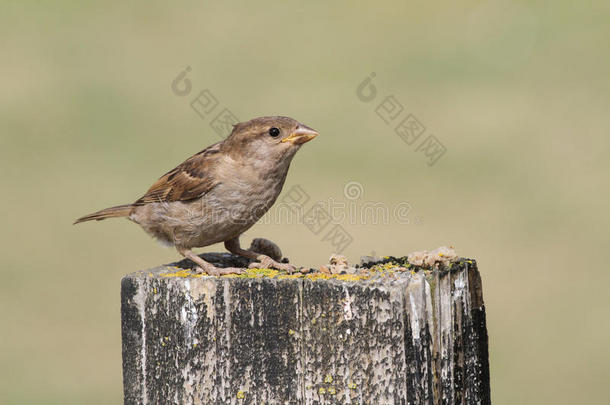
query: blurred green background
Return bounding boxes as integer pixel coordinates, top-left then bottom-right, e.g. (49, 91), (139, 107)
(1, 0), (608, 403)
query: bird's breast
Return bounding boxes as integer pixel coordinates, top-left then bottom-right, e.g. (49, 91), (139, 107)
(212, 166), (287, 220)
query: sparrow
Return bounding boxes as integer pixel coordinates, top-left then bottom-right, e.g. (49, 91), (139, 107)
(75, 116), (318, 276)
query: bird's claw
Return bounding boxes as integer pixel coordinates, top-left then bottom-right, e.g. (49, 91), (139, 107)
(249, 256), (298, 273)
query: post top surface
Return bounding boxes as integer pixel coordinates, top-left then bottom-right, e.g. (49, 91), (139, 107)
(123, 252), (478, 287)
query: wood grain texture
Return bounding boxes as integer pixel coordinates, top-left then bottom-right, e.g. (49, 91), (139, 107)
(121, 253), (490, 404)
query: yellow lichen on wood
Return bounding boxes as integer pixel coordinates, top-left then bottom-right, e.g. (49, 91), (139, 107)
(304, 273), (370, 282)
(369, 262), (405, 273)
(159, 267), (374, 281)
(160, 269), (203, 278)
(335, 274), (370, 282)
(305, 272), (332, 281)
(239, 268), (280, 278)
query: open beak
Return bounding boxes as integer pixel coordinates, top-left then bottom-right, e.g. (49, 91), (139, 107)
(281, 125), (319, 145)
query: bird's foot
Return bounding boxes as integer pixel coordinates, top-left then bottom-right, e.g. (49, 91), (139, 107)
(194, 266), (245, 276)
(248, 255), (299, 273)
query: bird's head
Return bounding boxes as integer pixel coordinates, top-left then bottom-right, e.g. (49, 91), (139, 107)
(222, 116), (318, 164)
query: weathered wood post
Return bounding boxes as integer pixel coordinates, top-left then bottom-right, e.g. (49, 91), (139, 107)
(121, 252), (490, 404)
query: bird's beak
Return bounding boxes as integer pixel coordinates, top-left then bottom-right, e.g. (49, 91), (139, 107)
(281, 125), (319, 145)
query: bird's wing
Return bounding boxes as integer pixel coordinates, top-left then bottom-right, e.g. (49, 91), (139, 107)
(134, 143), (222, 205)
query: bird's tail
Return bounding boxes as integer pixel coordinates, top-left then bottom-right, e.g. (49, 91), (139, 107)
(74, 204), (134, 224)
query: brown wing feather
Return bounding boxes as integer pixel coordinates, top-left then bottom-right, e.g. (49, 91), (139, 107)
(134, 143), (222, 205)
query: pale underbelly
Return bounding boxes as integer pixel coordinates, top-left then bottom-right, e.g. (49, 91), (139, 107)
(130, 184), (281, 248)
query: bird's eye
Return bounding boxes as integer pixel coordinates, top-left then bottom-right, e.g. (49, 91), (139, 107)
(268, 127), (280, 138)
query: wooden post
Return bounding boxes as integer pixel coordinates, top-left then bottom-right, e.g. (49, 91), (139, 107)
(121, 253), (490, 404)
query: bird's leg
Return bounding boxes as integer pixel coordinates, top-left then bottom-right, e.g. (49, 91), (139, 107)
(224, 236), (298, 273)
(176, 247), (244, 276)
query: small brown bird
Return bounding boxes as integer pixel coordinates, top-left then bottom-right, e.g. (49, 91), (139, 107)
(75, 116), (318, 275)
